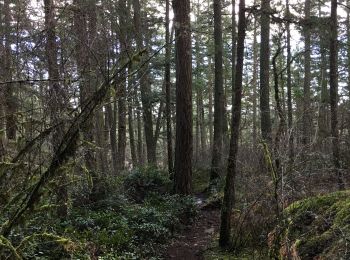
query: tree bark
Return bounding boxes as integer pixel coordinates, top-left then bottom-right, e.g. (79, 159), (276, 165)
(302, 0), (312, 145)
(208, 58), (214, 149)
(165, 0), (173, 174)
(286, 0), (294, 161)
(128, 65), (138, 167)
(117, 0), (128, 171)
(347, 0), (350, 139)
(219, 0), (246, 247)
(260, 0), (272, 142)
(133, 0), (157, 165)
(173, 0), (193, 195)
(44, 0), (67, 218)
(4, 0), (16, 140)
(318, 4), (329, 143)
(252, 3), (257, 147)
(210, 0), (224, 186)
(329, 0), (344, 190)
(107, 101), (118, 173)
(89, 0), (108, 176)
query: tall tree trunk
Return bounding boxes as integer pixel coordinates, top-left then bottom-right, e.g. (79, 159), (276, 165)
(88, 0), (108, 176)
(107, 102), (118, 173)
(272, 45), (285, 213)
(165, 0), (173, 174)
(128, 65), (138, 167)
(4, 0), (16, 140)
(260, 0), (272, 142)
(252, 4), (257, 147)
(302, 0), (312, 145)
(74, 0), (96, 175)
(318, 18), (329, 143)
(133, 0), (157, 165)
(219, 0), (246, 247)
(117, 0), (128, 171)
(231, 0), (237, 140)
(210, 0), (224, 186)
(0, 4), (6, 160)
(329, 0), (344, 190)
(347, 0), (350, 138)
(106, 35), (118, 174)
(136, 94), (144, 165)
(199, 87), (206, 157)
(273, 46), (286, 148)
(208, 58), (214, 149)
(44, 0), (67, 218)
(194, 1), (206, 164)
(173, 0), (193, 195)
(286, 0), (294, 161)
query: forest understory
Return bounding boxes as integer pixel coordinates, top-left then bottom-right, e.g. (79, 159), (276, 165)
(1, 0), (350, 259)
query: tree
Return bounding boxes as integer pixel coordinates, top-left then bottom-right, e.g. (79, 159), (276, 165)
(317, 1), (329, 143)
(329, 0), (344, 190)
(346, 0), (350, 137)
(219, 0), (246, 247)
(173, 0), (193, 195)
(302, 0), (312, 145)
(117, 0), (128, 170)
(286, 0), (294, 160)
(210, 0), (224, 186)
(252, 0), (257, 147)
(4, 0), (16, 140)
(165, 0), (173, 174)
(133, 0), (157, 165)
(260, 0), (272, 142)
(44, 0), (67, 218)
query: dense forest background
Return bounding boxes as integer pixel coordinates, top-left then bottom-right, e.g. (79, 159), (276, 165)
(0, 0), (349, 259)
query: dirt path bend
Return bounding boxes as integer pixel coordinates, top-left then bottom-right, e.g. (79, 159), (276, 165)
(164, 197), (221, 260)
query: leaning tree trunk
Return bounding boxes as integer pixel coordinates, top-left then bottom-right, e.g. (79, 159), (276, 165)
(173, 0), (193, 195)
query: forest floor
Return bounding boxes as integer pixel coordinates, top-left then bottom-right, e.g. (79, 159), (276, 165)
(164, 194), (221, 260)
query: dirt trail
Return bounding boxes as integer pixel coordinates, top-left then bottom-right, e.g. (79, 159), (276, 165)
(164, 196), (221, 260)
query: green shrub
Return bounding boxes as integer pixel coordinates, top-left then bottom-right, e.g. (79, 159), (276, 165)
(65, 209), (133, 252)
(123, 167), (171, 201)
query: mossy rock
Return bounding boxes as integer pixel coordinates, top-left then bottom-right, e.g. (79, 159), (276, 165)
(271, 190), (350, 259)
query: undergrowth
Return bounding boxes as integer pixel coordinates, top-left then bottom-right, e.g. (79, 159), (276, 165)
(0, 167), (197, 259)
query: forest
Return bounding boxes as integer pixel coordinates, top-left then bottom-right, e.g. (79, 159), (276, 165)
(0, 0), (349, 259)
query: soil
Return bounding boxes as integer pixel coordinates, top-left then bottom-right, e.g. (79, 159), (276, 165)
(164, 195), (221, 260)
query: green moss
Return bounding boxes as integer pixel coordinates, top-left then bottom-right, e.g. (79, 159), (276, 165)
(296, 231), (333, 258)
(274, 190), (350, 259)
(285, 191), (349, 216)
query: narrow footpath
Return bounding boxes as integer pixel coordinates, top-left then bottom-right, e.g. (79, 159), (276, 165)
(164, 196), (221, 260)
